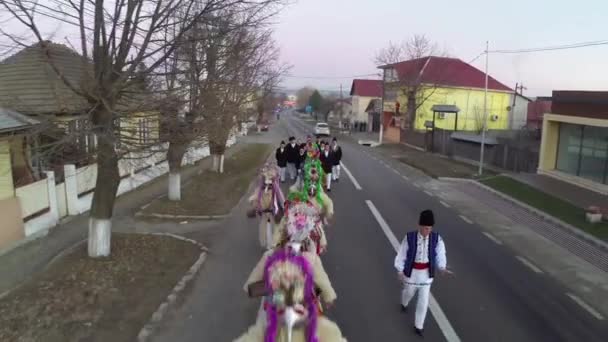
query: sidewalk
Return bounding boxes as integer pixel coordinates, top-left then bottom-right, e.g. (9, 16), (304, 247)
(0, 142), (247, 296)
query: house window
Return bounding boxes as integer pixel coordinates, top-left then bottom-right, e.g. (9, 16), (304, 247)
(139, 118), (151, 145)
(556, 123), (608, 184)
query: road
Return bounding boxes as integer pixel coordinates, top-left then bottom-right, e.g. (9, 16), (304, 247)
(152, 112), (608, 342)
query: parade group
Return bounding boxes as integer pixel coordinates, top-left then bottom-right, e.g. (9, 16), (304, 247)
(235, 134), (449, 341)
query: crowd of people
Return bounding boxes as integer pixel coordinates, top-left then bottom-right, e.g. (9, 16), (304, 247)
(275, 135), (342, 192)
(240, 132), (450, 341)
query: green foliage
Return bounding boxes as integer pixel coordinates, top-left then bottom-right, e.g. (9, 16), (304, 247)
(309, 90), (323, 111)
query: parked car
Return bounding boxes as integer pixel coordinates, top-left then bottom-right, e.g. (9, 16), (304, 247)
(314, 122), (330, 136)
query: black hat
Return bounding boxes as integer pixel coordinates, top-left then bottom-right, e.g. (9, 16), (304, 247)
(280, 140), (285, 144)
(289, 136), (295, 141)
(419, 210), (435, 226)
(332, 137), (337, 142)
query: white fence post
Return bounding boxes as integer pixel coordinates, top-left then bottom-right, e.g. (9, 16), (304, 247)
(44, 171), (59, 222)
(64, 164), (79, 215)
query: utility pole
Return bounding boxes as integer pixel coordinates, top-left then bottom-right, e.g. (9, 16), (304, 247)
(379, 70), (385, 145)
(478, 41), (489, 176)
(339, 83), (343, 129)
(509, 83), (526, 129)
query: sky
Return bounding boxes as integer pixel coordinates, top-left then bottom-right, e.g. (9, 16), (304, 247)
(273, 0), (608, 97)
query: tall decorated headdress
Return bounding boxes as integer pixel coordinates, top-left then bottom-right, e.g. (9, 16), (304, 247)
(256, 162), (285, 215)
(283, 201), (320, 244)
(288, 158), (324, 206)
(263, 249), (319, 342)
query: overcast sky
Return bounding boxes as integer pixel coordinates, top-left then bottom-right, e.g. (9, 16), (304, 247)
(274, 0), (608, 97)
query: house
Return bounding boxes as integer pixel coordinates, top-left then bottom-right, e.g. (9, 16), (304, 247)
(509, 92), (532, 130)
(538, 91), (608, 194)
(0, 108), (41, 200)
(378, 56), (514, 138)
(331, 97), (353, 123)
(0, 42), (160, 170)
(350, 79), (382, 127)
(527, 96), (552, 130)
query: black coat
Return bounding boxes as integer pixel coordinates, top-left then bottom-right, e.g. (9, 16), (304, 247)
(295, 152), (306, 170)
(275, 147), (288, 167)
(319, 150), (335, 174)
(285, 143), (299, 163)
(331, 146), (342, 165)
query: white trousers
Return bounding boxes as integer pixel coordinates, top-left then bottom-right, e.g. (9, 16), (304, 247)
(279, 167), (286, 182)
(332, 164), (341, 180)
(287, 163), (297, 180)
(401, 269), (433, 330)
(325, 173), (332, 190)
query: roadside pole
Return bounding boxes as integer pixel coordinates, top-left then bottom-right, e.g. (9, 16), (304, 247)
(478, 41), (489, 176)
(379, 70), (385, 145)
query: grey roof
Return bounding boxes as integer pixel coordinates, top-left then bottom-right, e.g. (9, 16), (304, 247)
(0, 107), (40, 133)
(432, 104), (460, 113)
(0, 41), (156, 116)
(0, 41), (91, 116)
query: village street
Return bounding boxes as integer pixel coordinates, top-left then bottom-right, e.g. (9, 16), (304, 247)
(149, 112), (608, 342)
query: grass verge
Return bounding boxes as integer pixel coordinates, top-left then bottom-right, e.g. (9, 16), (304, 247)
(481, 176), (608, 240)
(0, 233), (200, 342)
(143, 143), (273, 217)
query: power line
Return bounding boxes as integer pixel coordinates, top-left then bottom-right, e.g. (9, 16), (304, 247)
(489, 39), (608, 54)
(284, 73), (380, 79)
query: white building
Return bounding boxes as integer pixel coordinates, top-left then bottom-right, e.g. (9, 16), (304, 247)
(350, 79), (382, 125)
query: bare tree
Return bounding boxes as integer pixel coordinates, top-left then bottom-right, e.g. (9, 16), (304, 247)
(376, 34), (451, 131)
(0, 0), (282, 257)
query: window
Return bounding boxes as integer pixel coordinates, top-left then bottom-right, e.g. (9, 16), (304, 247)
(556, 123), (608, 184)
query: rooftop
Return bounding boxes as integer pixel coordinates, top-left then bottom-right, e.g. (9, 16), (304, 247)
(350, 79), (382, 98)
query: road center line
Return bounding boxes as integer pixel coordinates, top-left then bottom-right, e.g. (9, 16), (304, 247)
(440, 200), (451, 208)
(340, 162), (362, 190)
(459, 215), (473, 224)
(402, 175), (409, 181)
(566, 293), (605, 320)
(515, 256), (543, 274)
(365, 200), (461, 342)
(482, 232), (503, 245)
(424, 190), (434, 197)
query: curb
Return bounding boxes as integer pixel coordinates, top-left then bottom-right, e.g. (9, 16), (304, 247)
(443, 178), (608, 252)
(135, 212), (231, 220)
(137, 233), (208, 342)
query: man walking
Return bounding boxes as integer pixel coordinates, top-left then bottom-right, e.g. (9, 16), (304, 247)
(394, 210), (448, 337)
(331, 138), (342, 182)
(319, 143), (334, 192)
(275, 141), (288, 182)
(285, 137), (299, 181)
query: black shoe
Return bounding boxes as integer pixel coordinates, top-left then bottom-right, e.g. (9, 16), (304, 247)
(400, 304), (408, 313)
(327, 188), (331, 192)
(414, 327), (424, 337)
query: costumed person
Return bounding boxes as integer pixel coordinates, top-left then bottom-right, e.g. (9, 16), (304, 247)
(236, 239), (345, 342)
(295, 146), (307, 182)
(331, 138), (342, 182)
(286, 137), (299, 181)
(276, 141), (288, 183)
(248, 163), (286, 250)
(319, 143), (334, 192)
(394, 210), (449, 337)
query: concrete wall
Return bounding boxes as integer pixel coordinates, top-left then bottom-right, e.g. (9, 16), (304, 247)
(0, 197), (25, 250)
(0, 140), (13, 200)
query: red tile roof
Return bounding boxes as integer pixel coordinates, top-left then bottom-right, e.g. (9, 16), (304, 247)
(380, 56), (512, 92)
(350, 79), (382, 97)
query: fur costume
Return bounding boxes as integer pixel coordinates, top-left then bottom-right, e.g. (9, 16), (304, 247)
(237, 248), (345, 342)
(248, 163), (286, 249)
(272, 200), (328, 255)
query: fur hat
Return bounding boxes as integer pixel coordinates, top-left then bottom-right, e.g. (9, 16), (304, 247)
(419, 210), (435, 226)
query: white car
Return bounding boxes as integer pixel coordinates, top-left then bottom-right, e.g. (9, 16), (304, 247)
(314, 122), (330, 136)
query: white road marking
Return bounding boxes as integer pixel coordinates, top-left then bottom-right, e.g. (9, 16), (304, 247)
(459, 215), (473, 224)
(566, 293), (605, 320)
(482, 232), (503, 245)
(392, 168), (400, 175)
(402, 175), (409, 181)
(515, 256), (543, 274)
(365, 200), (461, 342)
(340, 162), (362, 190)
(440, 200), (451, 208)
(424, 190), (434, 197)
(413, 183), (421, 189)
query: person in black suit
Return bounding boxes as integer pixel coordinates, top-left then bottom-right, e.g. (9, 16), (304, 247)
(319, 143), (335, 192)
(295, 145), (307, 180)
(275, 141), (288, 182)
(331, 137), (342, 182)
(285, 136), (299, 181)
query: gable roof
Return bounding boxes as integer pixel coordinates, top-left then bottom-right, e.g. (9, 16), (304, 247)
(378, 56), (512, 92)
(350, 79), (382, 97)
(0, 107), (40, 134)
(0, 41), (91, 116)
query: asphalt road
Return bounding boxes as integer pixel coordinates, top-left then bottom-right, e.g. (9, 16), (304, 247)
(152, 113), (608, 342)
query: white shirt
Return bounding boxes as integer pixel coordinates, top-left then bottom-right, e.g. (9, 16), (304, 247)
(394, 232), (447, 273)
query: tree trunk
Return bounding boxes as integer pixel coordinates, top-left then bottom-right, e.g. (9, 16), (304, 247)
(406, 91), (417, 130)
(167, 141), (188, 201)
(210, 140), (226, 173)
(88, 134), (120, 258)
